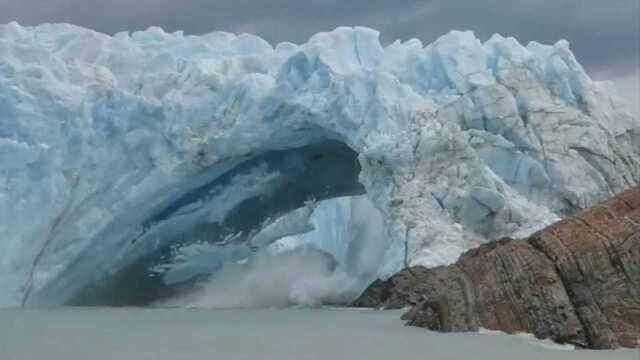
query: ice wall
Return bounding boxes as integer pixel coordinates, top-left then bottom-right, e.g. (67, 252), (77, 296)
(0, 22), (638, 306)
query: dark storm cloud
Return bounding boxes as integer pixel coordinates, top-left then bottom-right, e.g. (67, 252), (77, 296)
(1, 0), (638, 73)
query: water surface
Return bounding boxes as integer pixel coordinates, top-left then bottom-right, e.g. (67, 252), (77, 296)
(0, 307), (636, 360)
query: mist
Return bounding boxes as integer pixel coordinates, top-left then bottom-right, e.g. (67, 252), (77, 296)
(155, 195), (390, 308)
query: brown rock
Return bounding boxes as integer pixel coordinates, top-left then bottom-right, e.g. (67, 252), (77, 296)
(354, 187), (640, 349)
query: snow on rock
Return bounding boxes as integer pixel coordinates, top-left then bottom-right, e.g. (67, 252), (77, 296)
(0, 22), (638, 306)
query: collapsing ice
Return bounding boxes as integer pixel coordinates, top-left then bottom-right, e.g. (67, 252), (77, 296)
(0, 22), (638, 307)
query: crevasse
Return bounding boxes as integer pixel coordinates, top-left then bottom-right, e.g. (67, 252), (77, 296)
(0, 22), (638, 307)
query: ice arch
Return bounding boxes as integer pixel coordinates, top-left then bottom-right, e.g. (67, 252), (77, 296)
(66, 140), (366, 306)
(0, 23), (638, 307)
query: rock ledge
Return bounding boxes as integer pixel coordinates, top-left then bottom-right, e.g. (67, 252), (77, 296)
(355, 187), (640, 349)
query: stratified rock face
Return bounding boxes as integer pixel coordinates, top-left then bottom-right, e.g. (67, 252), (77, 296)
(355, 187), (640, 349)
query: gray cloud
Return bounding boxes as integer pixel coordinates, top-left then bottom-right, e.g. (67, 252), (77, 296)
(606, 68), (640, 118)
(1, 0), (638, 110)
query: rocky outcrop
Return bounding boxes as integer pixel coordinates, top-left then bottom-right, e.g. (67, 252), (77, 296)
(355, 187), (640, 349)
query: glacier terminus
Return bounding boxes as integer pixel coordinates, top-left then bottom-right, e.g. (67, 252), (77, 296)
(0, 22), (638, 307)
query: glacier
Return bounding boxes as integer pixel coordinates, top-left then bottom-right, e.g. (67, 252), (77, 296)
(0, 22), (638, 307)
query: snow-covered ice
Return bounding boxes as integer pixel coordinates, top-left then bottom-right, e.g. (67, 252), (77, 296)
(0, 22), (638, 306)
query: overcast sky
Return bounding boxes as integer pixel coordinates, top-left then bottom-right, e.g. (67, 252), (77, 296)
(1, 0), (638, 116)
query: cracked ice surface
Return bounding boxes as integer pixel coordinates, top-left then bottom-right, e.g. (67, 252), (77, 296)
(0, 22), (638, 306)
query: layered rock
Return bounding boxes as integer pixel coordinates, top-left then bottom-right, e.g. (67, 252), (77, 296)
(355, 186), (640, 349)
